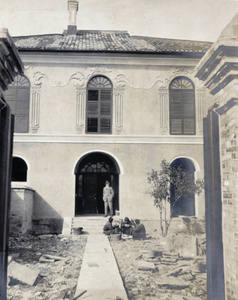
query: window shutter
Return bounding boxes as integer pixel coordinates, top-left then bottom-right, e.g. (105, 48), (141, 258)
(4, 76), (30, 133)
(15, 87), (29, 133)
(100, 89), (111, 133)
(169, 77), (195, 135)
(86, 77), (112, 134)
(100, 118), (111, 133)
(170, 91), (182, 134)
(184, 119), (195, 134)
(171, 119), (182, 134)
(4, 87), (16, 113)
(88, 102), (98, 115)
(101, 90), (111, 101)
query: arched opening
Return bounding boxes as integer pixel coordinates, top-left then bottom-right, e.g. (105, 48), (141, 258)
(170, 158), (195, 216)
(12, 157), (28, 182)
(74, 152), (120, 216)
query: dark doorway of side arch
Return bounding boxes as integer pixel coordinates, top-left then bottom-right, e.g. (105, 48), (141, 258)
(12, 157), (28, 182)
(170, 158), (195, 217)
(75, 153), (120, 216)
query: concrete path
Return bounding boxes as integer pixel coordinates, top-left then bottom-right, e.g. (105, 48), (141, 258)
(74, 234), (128, 300)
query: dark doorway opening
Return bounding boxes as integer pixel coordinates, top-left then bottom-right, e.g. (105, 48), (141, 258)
(12, 157), (28, 182)
(170, 158), (195, 217)
(75, 153), (119, 216)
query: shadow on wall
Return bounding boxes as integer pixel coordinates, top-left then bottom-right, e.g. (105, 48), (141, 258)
(32, 192), (64, 235)
(10, 188), (63, 235)
(11, 187), (63, 235)
(10, 188), (34, 235)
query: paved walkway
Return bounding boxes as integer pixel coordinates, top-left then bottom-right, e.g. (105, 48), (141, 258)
(74, 234), (128, 300)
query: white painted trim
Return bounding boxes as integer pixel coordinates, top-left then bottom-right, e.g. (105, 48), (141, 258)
(13, 134), (204, 145)
(72, 149), (124, 175)
(14, 140), (204, 145)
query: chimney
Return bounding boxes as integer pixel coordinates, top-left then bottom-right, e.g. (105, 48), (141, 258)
(67, 0), (78, 34)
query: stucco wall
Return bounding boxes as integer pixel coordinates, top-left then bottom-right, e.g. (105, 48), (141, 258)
(13, 141), (205, 220)
(10, 186), (34, 234)
(11, 52), (208, 227)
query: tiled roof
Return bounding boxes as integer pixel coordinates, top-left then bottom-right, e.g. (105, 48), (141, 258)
(13, 30), (212, 54)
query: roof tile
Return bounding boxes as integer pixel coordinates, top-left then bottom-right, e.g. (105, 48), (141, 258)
(13, 30), (212, 54)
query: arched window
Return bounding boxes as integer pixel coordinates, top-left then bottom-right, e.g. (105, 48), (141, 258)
(4, 75), (30, 133)
(86, 76), (112, 134)
(169, 77), (195, 135)
(12, 157), (28, 182)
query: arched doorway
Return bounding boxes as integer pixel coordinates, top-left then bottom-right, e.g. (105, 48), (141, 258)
(170, 158), (195, 216)
(75, 152), (120, 215)
(12, 157), (28, 182)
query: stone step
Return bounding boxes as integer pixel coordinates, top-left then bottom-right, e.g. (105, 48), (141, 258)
(72, 216), (121, 235)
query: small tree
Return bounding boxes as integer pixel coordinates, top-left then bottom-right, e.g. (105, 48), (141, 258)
(146, 159), (204, 236)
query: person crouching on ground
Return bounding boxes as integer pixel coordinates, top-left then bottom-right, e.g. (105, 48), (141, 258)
(103, 180), (114, 217)
(132, 219), (146, 240)
(121, 217), (133, 235)
(103, 216), (115, 235)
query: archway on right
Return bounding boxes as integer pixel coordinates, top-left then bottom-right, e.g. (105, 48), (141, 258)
(170, 158), (195, 217)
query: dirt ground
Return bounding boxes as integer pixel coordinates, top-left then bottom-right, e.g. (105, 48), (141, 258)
(7, 233), (207, 300)
(7, 234), (87, 300)
(111, 236), (207, 300)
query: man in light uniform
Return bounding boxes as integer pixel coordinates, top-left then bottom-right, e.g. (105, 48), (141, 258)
(103, 180), (114, 217)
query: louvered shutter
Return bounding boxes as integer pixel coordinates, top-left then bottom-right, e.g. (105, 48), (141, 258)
(100, 89), (111, 133)
(183, 90), (195, 134)
(4, 87), (16, 113)
(87, 90), (99, 132)
(169, 78), (195, 135)
(170, 90), (183, 134)
(4, 80), (30, 133)
(86, 77), (112, 134)
(15, 87), (29, 133)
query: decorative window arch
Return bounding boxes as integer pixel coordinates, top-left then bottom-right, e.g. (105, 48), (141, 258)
(4, 74), (30, 133)
(12, 157), (28, 182)
(86, 76), (113, 134)
(169, 77), (195, 135)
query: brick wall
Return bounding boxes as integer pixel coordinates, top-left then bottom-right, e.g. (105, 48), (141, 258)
(220, 105), (238, 300)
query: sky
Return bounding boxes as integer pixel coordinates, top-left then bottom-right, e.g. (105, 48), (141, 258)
(0, 0), (238, 42)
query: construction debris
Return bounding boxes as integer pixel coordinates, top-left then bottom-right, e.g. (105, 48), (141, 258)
(111, 234), (207, 300)
(7, 234), (87, 300)
(137, 261), (157, 271)
(39, 254), (66, 263)
(8, 261), (40, 286)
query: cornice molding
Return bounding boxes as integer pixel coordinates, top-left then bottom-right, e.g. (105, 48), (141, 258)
(13, 134), (204, 145)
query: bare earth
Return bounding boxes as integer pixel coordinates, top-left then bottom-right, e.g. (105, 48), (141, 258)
(7, 234), (207, 300)
(7, 234), (87, 300)
(111, 236), (207, 300)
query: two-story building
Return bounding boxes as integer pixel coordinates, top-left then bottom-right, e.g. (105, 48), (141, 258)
(5, 1), (213, 234)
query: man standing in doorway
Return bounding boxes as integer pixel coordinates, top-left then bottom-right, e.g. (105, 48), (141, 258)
(103, 180), (114, 217)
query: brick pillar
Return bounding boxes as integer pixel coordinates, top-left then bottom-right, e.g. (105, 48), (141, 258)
(219, 104), (238, 299)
